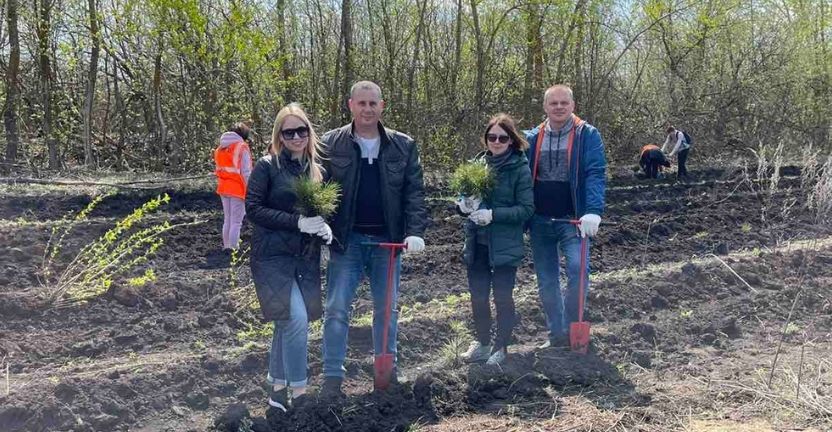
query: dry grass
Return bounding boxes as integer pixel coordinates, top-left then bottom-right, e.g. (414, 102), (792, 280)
(712, 351), (832, 428)
(808, 154), (832, 224)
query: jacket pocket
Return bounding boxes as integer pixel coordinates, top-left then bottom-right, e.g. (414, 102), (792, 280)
(329, 154), (353, 182)
(385, 158), (406, 188)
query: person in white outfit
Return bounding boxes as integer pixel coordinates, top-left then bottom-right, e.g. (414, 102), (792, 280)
(661, 125), (691, 181)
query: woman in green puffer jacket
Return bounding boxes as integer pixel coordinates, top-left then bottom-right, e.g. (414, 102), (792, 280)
(457, 113), (535, 366)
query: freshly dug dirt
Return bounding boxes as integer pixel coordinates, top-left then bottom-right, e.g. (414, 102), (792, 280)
(1, 166), (830, 432)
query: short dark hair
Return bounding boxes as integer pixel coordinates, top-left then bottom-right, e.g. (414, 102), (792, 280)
(481, 113), (529, 152)
(666, 126), (676, 134)
(230, 121), (252, 141)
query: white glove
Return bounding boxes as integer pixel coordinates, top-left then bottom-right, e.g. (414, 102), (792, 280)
(317, 223), (333, 245)
(403, 236), (425, 253)
(298, 216), (325, 234)
(455, 195), (481, 214)
(468, 209), (493, 226)
(579, 213), (601, 238)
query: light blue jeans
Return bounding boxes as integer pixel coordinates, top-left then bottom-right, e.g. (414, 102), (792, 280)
(267, 280), (308, 388)
(529, 215), (590, 339)
(322, 232), (401, 378)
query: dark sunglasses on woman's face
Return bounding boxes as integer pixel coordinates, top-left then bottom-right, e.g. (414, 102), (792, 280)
(281, 126), (310, 140)
(486, 134), (511, 144)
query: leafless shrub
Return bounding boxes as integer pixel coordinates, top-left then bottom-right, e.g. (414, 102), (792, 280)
(744, 141), (795, 227)
(807, 154), (832, 225)
(800, 144), (820, 192)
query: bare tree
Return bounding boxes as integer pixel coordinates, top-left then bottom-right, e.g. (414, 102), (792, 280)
(36, 0), (59, 169)
(83, 0), (101, 167)
(3, 0), (20, 169)
(332, 0), (352, 123)
(152, 40), (169, 171)
(406, 0), (427, 120)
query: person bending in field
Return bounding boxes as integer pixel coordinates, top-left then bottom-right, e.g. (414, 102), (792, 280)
(457, 114), (534, 366)
(639, 144), (671, 179)
(245, 104), (332, 414)
(661, 125), (692, 181)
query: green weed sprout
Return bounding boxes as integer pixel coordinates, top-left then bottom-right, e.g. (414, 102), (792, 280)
(294, 178), (341, 218)
(228, 245), (258, 313)
(128, 269), (157, 287)
(450, 160), (494, 198)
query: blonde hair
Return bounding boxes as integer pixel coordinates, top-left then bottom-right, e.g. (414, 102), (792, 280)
(270, 103), (324, 182)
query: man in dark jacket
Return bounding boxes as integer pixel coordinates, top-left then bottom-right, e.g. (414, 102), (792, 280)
(525, 84), (607, 349)
(320, 81), (428, 397)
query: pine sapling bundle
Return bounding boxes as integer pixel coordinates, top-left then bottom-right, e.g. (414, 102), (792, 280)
(294, 178), (342, 219)
(450, 160), (495, 199)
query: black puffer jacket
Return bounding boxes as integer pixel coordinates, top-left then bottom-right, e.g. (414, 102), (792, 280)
(321, 122), (428, 250)
(245, 151), (322, 322)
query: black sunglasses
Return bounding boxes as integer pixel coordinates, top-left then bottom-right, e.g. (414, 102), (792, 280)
(281, 126), (310, 140)
(486, 134), (511, 144)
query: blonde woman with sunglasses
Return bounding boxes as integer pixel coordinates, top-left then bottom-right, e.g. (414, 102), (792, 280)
(245, 103), (331, 413)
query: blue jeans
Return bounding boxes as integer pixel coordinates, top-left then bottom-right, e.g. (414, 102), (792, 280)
(322, 232), (401, 378)
(529, 215), (590, 339)
(267, 280), (309, 388)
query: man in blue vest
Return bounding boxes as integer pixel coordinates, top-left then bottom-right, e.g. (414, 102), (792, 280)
(525, 84), (607, 348)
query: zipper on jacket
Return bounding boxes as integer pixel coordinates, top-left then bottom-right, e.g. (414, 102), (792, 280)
(346, 135), (361, 236)
(377, 135), (393, 242)
(555, 130), (562, 169)
(570, 126), (580, 219)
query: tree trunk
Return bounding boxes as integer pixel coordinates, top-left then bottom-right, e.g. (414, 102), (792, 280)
(555, 0), (585, 85)
(3, 0), (20, 168)
(406, 0), (426, 119)
(572, 1), (586, 109)
(470, 0), (484, 115)
(37, 0), (58, 170)
(524, 3), (543, 122)
(112, 54), (126, 171)
(83, 0), (100, 167)
(332, 0), (352, 123)
(277, 0), (294, 103)
(341, 0), (353, 123)
(812, 0), (829, 147)
(152, 41), (170, 171)
(451, 0), (463, 111)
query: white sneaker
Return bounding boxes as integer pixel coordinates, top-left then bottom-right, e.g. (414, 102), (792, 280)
(486, 348), (507, 366)
(461, 341), (492, 363)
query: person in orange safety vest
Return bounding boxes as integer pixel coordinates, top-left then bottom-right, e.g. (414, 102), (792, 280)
(639, 144), (670, 179)
(215, 122), (253, 250)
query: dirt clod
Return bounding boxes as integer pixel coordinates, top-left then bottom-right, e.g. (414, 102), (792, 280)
(215, 403), (251, 432)
(112, 286), (140, 307)
(630, 323), (657, 342)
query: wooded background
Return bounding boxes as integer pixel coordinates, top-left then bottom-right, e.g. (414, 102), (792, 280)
(0, 0), (829, 173)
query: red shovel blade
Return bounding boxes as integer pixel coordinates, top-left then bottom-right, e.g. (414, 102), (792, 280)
(569, 321), (591, 354)
(374, 353), (395, 390)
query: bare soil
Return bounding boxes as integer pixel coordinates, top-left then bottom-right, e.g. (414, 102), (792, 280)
(1, 166), (830, 432)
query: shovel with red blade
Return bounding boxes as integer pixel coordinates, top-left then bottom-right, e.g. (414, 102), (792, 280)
(362, 241), (407, 390)
(551, 219), (591, 354)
